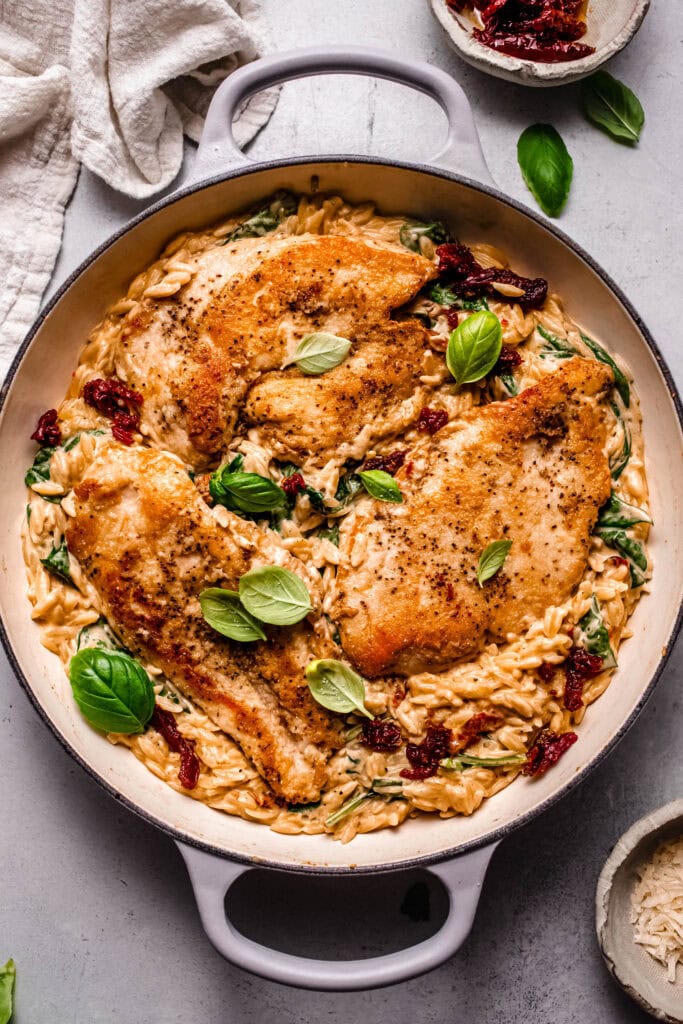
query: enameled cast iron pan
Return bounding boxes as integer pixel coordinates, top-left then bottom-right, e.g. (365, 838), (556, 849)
(1, 48), (682, 991)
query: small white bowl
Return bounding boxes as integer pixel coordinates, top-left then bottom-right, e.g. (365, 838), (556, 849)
(429, 0), (651, 87)
(596, 800), (683, 1023)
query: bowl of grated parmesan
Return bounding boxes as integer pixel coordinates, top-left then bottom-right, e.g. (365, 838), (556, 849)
(597, 800), (683, 1022)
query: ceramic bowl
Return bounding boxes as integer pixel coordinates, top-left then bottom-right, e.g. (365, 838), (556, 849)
(429, 0), (651, 87)
(596, 800), (683, 1022)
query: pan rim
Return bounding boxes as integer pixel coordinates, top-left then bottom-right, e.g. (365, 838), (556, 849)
(2, 154), (682, 874)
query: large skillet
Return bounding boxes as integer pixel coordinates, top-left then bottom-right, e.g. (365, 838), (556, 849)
(1, 47), (682, 991)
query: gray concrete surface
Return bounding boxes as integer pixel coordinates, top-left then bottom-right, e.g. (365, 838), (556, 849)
(1, 1), (681, 1020)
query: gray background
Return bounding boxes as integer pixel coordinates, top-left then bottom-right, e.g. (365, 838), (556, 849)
(1, 1), (681, 1021)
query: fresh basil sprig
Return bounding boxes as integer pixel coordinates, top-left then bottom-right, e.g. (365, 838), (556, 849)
(40, 539), (72, 584)
(357, 469), (403, 504)
(597, 492), (651, 530)
(447, 310), (502, 385)
(238, 565), (311, 625)
(609, 400), (632, 480)
(581, 71), (644, 144)
(68, 648), (155, 734)
(210, 457), (285, 515)
(517, 124), (573, 218)
(537, 324), (578, 360)
(577, 596), (617, 669)
(476, 539), (512, 587)
(0, 959), (15, 1024)
(284, 332), (352, 375)
(441, 752), (526, 771)
(399, 219), (450, 253)
(200, 588), (266, 642)
(580, 332), (630, 407)
(595, 528), (648, 588)
(306, 659), (373, 719)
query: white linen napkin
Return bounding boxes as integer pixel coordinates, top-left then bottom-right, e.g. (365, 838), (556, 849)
(0, 0), (277, 381)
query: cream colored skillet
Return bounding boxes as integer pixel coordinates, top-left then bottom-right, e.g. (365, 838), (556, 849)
(1, 48), (681, 991)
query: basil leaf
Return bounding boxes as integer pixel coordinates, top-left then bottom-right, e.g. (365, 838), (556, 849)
(306, 658), (373, 719)
(199, 587), (266, 642)
(371, 777), (403, 791)
(357, 469), (403, 504)
(441, 752), (526, 771)
(222, 191), (297, 243)
(517, 124), (573, 218)
(62, 428), (106, 452)
(447, 310), (502, 385)
(577, 595), (617, 669)
(609, 400), (632, 480)
(284, 332), (351, 375)
(595, 527), (648, 587)
(210, 469), (285, 514)
(76, 618), (123, 652)
(460, 296), (489, 312)
(498, 372), (518, 397)
(317, 523), (340, 546)
(24, 445), (61, 502)
(581, 71), (644, 144)
(477, 539), (512, 587)
(289, 800), (322, 813)
(430, 283), (459, 306)
(537, 324), (578, 360)
(335, 470), (363, 506)
(68, 648), (156, 734)
(40, 540), (72, 584)
(0, 959), (15, 1024)
(239, 565), (311, 625)
(399, 219), (450, 253)
(597, 492), (651, 529)
(429, 284), (489, 311)
(325, 792), (371, 827)
(580, 332), (630, 407)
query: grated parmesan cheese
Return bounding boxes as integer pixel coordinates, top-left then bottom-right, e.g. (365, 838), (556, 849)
(631, 836), (683, 983)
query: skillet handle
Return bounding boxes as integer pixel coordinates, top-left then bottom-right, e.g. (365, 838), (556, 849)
(176, 839), (498, 991)
(191, 45), (492, 185)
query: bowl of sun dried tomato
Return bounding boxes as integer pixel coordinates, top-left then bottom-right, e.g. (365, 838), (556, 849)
(430, 0), (650, 86)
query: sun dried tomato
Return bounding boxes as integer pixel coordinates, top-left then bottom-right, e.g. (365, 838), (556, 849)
(436, 244), (547, 310)
(495, 345), (522, 376)
(400, 725), (453, 781)
(452, 711), (502, 753)
(417, 407), (448, 435)
(281, 472), (306, 497)
(361, 718), (402, 752)
(362, 450), (406, 476)
(151, 707), (200, 789)
(31, 408), (61, 447)
(523, 728), (578, 776)
(82, 377), (143, 446)
(538, 662), (557, 684)
(563, 646), (604, 711)
(449, 0), (594, 63)
(446, 308), (461, 331)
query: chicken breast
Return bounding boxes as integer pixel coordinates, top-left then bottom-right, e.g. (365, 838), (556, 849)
(335, 358), (614, 678)
(66, 443), (341, 803)
(115, 233), (435, 467)
(242, 320), (447, 466)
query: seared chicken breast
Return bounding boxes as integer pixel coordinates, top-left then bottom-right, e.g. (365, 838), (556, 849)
(66, 444), (341, 803)
(115, 234), (435, 467)
(335, 359), (614, 678)
(243, 320), (447, 466)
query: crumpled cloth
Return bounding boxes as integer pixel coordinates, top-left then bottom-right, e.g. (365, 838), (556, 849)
(0, 0), (277, 379)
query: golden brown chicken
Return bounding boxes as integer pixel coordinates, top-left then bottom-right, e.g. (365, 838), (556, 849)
(115, 233), (435, 467)
(335, 358), (614, 677)
(243, 320), (446, 466)
(66, 443), (341, 803)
